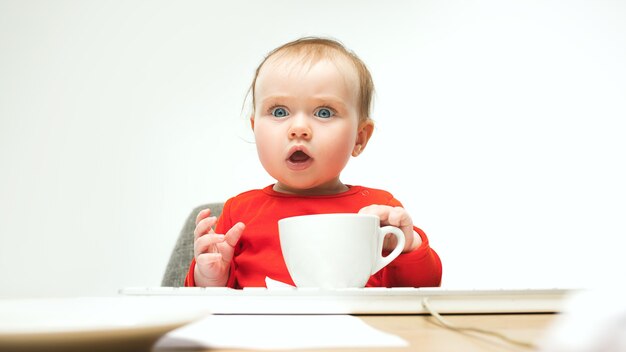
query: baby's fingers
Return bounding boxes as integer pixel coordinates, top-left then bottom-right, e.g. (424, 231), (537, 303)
(194, 233), (225, 258)
(194, 216), (218, 240)
(195, 208), (212, 225)
(387, 207), (413, 228)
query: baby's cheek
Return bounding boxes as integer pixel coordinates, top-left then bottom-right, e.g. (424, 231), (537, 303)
(320, 143), (353, 174)
(254, 136), (283, 176)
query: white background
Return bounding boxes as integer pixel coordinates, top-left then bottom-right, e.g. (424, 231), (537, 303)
(1, 0), (625, 298)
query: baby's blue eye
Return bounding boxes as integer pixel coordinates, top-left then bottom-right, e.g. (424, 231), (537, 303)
(271, 107), (289, 118)
(314, 108), (334, 118)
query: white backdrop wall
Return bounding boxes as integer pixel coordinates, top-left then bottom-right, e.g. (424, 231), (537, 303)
(1, 0), (625, 298)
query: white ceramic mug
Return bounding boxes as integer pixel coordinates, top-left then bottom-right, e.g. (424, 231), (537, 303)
(278, 213), (405, 288)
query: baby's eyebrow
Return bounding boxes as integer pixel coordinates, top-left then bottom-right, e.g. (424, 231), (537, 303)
(312, 96), (348, 108)
(258, 95), (350, 109)
(259, 95), (293, 105)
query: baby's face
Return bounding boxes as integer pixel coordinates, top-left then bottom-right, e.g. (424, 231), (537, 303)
(251, 56), (362, 195)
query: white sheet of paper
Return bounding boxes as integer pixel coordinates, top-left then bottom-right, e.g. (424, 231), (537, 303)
(154, 314), (408, 350)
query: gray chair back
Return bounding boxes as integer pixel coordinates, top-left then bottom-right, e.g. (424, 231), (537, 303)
(161, 202), (224, 286)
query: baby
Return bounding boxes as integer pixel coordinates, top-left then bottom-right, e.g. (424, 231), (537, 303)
(185, 37), (442, 288)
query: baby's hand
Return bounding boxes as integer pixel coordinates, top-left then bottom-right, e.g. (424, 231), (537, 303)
(358, 205), (422, 253)
(193, 208), (245, 287)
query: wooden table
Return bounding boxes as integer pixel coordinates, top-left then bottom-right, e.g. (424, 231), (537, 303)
(171, 313), (557, 352)
(361, 313), (556, 352)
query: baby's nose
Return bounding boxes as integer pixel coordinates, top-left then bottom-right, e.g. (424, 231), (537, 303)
(288, 115), (312, 139)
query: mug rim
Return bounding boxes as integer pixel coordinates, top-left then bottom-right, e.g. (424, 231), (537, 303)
(278, 213), (379, 225)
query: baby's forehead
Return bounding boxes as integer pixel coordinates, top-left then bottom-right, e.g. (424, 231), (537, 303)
(260, 51), (359, 84)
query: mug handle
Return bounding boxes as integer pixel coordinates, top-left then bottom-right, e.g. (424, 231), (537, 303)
(371, 226), (406, 274)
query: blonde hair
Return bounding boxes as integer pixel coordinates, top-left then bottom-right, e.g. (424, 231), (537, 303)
(250, 37), (375, 123)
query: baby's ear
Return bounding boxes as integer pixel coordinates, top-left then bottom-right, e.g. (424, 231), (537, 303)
(352, 120), (374, 157)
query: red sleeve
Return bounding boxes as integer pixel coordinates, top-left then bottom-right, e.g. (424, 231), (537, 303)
(184, 259), (197, 287)
(366, 226), (442, 288)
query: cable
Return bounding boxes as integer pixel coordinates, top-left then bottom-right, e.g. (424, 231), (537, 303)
(421, 297), (537, 349)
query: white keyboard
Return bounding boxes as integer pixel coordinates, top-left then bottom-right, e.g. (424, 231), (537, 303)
(119, 287), (574, 315)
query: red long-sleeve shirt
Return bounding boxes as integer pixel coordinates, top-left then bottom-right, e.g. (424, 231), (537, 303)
(185, 185), (442, 288)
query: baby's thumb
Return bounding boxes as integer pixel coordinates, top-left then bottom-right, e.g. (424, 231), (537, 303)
(220, 222), (245, 264)
(224, 222), (245, 247)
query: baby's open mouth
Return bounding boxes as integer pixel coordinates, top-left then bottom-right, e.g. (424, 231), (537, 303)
(289, 150), (311, 163)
